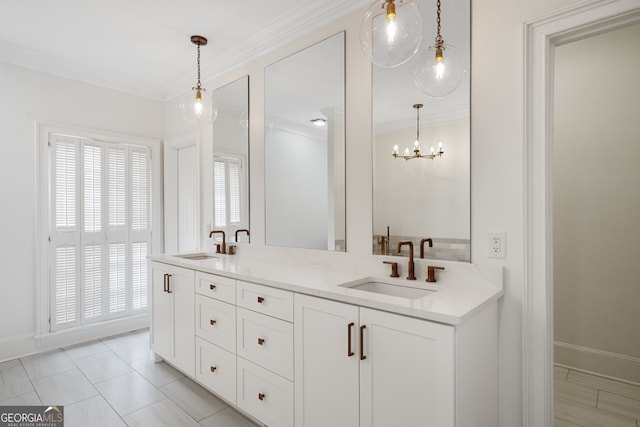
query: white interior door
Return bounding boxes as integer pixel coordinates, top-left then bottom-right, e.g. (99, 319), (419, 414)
(164, 131), (199, 254)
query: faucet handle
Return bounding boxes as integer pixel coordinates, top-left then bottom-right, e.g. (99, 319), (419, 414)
(228, 245), (236, 255)
(382, 261), (399, 278)
(426, 265), (445, 283)
(215, 244), (222, 254)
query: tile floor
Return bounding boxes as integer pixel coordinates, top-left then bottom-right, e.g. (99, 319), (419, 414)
(555, 365), (640, 426)
(0, 329), (261, 427)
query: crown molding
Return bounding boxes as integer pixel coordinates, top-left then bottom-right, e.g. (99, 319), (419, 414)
(0, 0), (371, 101)
(0, 40), (166, 100)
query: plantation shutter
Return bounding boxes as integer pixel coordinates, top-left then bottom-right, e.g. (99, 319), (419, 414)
(213, 156), (244, 235)
(49, 134), (151, 331)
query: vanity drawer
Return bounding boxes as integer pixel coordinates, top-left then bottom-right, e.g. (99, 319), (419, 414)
(237, 357), (294, 427)
(196, 271), (236, 304)
(195, 337), (236, 405)
(196, 294), (236, 352)
(237, 307), (293, 380)
(237, 281), (293, 321)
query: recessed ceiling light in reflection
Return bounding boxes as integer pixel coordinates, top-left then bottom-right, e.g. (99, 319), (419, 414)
(310, 118), (327, 127)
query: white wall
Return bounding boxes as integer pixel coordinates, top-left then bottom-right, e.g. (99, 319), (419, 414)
(374, 118), (470, 239)
(265, 128), (328, 249)
(0, 61), (163, 357)
(553, 22), (640, 382)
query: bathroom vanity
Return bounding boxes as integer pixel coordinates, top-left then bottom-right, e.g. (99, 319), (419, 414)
(148, 252), (502, 427)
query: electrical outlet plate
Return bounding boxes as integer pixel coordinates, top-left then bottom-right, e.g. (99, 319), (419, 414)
(488, 232), (506, 259)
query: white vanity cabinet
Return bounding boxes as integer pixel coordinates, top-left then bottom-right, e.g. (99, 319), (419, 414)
(150, 261), (195, 377)
(294, 294), (497, 427)
(149, 258), (500, 427)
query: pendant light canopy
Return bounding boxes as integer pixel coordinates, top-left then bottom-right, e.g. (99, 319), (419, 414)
(414, 0), (467, 98)
(360, 0), (423, 68)
(180, 35), (218, 125)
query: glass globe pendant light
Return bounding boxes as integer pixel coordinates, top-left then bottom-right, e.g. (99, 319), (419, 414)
(180, 35), (218, 125)
(414, 0), (467, 97)
(360, 0), (423, 68)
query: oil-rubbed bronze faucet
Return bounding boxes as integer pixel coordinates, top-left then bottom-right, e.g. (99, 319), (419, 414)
(209, 230), (226, 254)
(427, 265), (445, 282)
(397, 241), (416, 280)
(419, 238), (433, 259)
(235, 228), (250, 242)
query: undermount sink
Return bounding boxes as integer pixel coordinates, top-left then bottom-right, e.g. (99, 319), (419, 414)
(174, 253), (218, 261)
(339, 278), (435, 300)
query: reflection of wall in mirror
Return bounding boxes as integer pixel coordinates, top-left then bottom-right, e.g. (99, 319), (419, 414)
(265, 127), (328, 250)
(213, 108), (248, 155)
(374, 118), (470, 259)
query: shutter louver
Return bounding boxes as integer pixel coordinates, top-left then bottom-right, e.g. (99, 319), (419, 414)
(229, 161), (241, 225)
(83, 144), (102, 232)
(55, 140), (76, 230)
(54, 245), (77, 325)
(131, 242), (148, 310)
(83, 244), (102, 319)
(131, 149), (149, 231)
(109, 148), (126, 228)
(213, 160), (227, 228)
(109, 242), (126, 314)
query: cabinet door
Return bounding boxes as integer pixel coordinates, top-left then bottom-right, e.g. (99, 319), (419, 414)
(294, 294), (359, 427)
(359, 308), (455, 427)
(170, 266), (195, 376)
(195, 337), (236, 405)
(150, 263), (172, 361)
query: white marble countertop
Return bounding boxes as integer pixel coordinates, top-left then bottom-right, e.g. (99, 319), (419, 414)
(148, 250), (503, 326)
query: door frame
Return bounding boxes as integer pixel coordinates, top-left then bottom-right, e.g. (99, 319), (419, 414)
(523, 1), (640, 425)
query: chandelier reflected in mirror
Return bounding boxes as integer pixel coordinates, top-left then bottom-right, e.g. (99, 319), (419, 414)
(392, 104), (444, 161)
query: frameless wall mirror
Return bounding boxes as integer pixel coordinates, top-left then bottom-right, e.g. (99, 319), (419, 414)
(212, 75), (250, 244)
(372, 0), (470, 262)
(265, 32), (346, 251)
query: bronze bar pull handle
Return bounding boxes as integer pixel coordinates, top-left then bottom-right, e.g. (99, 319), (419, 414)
(258, 337), (265, 346)
(210, 366), (217, 373)
(347, 322), (355, 357)
(163, 274), (168, 292)
(257, 296), (264, 304)
(359, 325), (367, 360)
(258, 393), (266, 401)
(209, 284), (216, 290)
(166, 274), (173, 293)
(210, 319), (216, 326)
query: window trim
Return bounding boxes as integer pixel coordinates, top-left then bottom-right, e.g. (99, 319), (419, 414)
(36, 122), (162, 338)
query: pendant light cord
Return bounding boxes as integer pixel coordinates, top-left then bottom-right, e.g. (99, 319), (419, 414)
(196, 43), (202, 90)
(416, 105), (420, 142)
(435, 0), (443, 45)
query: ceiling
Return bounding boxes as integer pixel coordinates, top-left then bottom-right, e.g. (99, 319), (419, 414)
(0, 0), (370, 100)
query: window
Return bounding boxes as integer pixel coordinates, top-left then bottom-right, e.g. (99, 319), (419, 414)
(213, 156), (245, 235)
(49, 133), (151, 331)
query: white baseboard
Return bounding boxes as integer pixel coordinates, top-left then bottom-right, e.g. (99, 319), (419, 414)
(554, 341), (640, 385)
(0, 315), (149, 362)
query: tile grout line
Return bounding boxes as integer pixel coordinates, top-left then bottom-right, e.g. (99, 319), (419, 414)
(63, 345), (129, 425)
